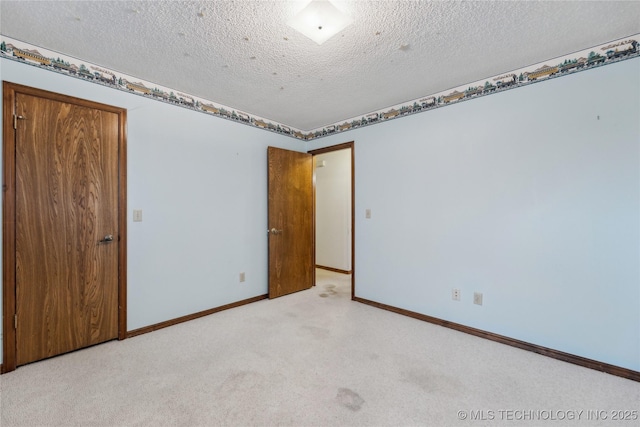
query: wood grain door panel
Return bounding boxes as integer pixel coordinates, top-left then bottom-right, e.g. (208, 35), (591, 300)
(15, 93), (119, 365)
(268, 147), (313, 298)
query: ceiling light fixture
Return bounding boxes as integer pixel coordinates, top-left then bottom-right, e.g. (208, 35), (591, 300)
(287, 0), (352, 45)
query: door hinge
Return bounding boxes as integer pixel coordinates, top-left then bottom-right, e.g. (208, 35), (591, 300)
(14, 314), (18, 329)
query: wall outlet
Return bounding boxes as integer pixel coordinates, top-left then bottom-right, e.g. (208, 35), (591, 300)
(474, 292), (483, 306)
(133, 209), (143, 222)
(452, 289), (461, 301)
(239, 272), (245, 282)
(365, 208), (372, 219)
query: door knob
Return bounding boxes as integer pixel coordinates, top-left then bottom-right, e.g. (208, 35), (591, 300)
(98, 234), (114, 244)
(270, 228), (283, 235)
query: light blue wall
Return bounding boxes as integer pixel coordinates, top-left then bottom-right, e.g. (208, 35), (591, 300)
(0, 58), (305, 363)
(308, 58), (640, 371)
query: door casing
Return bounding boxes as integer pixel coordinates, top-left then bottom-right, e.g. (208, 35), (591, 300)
(309, 141), (355, 299)
(2, 81), (128, 373)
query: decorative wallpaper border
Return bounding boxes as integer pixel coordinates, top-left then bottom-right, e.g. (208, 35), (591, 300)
(1, 34), (638, 141)
(0, 35), (299, 138)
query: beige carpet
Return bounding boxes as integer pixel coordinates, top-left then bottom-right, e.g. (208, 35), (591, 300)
(1, 269), (638, 426)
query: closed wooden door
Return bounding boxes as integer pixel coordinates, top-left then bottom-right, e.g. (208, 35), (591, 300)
(267, 147), (313, 298)
(10, 87), (121, 366)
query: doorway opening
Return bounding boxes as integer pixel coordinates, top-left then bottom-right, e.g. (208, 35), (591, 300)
(309, 142), (355, 299)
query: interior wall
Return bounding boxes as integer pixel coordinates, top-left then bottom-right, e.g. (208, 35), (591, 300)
(315, 149), (352, 271)
(0, 58), (304, 364)
(308, 58), (640, 372)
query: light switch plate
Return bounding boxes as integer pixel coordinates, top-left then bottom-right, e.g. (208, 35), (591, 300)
(474, 292), (483, 305)
(133, 209), (142, 222)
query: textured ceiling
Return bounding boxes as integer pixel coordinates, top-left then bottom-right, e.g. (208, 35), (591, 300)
(1, 1), (639, 131)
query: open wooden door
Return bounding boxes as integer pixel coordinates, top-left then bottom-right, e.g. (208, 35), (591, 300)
(267, 147), (313, 298)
